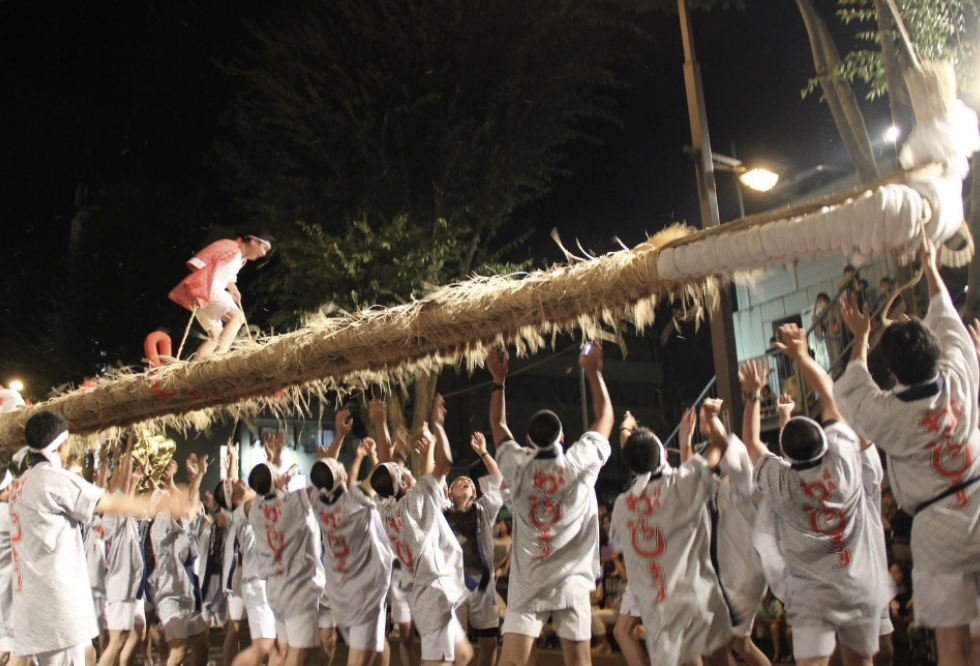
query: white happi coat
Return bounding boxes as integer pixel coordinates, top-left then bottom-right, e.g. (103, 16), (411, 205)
(378, 475), (465, 638)
(248, 490), (325, 618)
(0, 502), (12, 640)
(150, 511), (200, 621)
(753, 422), (891, 627)
(102, 492), (144, 603)
(9, 463), (104, 655)
(715, 435), (767, 632)
(610, 456), (731, 666)
(314, 487), (393, 627)
(835, 290), (980, 576)
(497, 432), (610, 613)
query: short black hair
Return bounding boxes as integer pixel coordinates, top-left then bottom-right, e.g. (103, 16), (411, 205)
(24, 411), (69, 450)
(527, 410), (562, 448)
(213, 481), (227, 509)
(370, 466), (395, 498)
(815, 292), (831, 304)
(879, 320), (941, 385)
(844, 264), (856, 275)
(881, 277), (893, 287)
(248, 464), (273, 496)
(781, 418), (825, 462)
(310, 461), (333, 491)
(622, 428), (662, 474)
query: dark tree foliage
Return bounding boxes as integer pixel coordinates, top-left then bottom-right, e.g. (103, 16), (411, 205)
(216, 0), (683, 326)
(32, 177), (203, 390)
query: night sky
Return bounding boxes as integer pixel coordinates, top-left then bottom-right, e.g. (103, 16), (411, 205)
(0, 0), (896, 394)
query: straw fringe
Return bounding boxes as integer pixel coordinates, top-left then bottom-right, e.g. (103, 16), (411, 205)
(0, 226), (717, 449)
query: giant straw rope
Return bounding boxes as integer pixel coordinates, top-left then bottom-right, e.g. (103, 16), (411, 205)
(0, 63), (977, 450)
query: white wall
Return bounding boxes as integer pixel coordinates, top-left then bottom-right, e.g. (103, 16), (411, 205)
(733, 253), (895, 361)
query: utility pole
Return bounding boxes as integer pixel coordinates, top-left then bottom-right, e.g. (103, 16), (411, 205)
(678, 0), (744, 432)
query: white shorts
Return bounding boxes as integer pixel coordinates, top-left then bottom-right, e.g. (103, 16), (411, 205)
(195, 291), (237, 333)
(388, 575), (412, 625)
(246, 603), (276, 641)
(0, 636), (15, 653)
(502, 591), (592, 642)
(93, 592), (107, 632)
(338, 614), (386, 653)
(318, 603), (336, 630)
(619, 586), (641, 618)
(793, 619), (879, 659)
(227, 594), (246, 622)
(913, 569), (980, 629)
(29, 642), (88, 666)
(456, 587), (499, 631)
(106, 600), (139, 631)
(276, 610), (320, 649)
(879, 607), (893, 637)
(160, 612), (207, 642)
(420, 615), (466, 663)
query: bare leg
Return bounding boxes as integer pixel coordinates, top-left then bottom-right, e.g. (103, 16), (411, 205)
(120, 625), (143, 666)
(730, 635), (772, 666)
(613, 615), (646, 666)
(195, 327), (223, 360)
(215, 310), (246, 354)
(188, 630), (209, 666)
(231, 639), (275, 666)
(223, 620), (242, 666)
(936, 626), (972, 666)
(873, 633), (893, 666)
(165, 640), (187, 666)
(452, 637), (474, 666)
(99, 630), (131, 666)
(283, 646), (308, 666)
(795, 657), (832, 666)
(86, 644), (98, 666)
(319, 628), (336, 666)
(498, 634), (535, 666)
(557, 637), (591, 666)
(476, 636), (498, 666)
(399, 622), (418, 666)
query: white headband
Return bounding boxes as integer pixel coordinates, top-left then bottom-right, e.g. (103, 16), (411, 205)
(12, 430), (68, 468)
(779, 416), (829, 465)
(0, 470), (13, 492)
(220, 479), (235, 511)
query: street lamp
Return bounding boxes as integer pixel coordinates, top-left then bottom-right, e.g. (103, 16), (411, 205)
(8, 380), (24, 393)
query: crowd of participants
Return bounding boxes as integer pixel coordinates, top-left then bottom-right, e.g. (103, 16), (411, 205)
(0, 237), (978, 666)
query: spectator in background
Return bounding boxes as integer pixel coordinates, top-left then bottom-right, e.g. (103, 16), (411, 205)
(756, 589), (788, 664)
(813, 292), (844, 373)
(590, 557), (628, 657)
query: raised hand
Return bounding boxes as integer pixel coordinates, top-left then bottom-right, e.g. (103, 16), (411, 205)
(393, 425), (412, 462)
(620, 411), (638, 432)
(777, 394), (795, 424)
(840, 294), (871, 338)
(368, 397), (387, 425)
(738, 360), (769, 394)
(580, 342), (603, 375)
(470, 431), (488, 457)
(700, 397), (724, 420)
(774, 323), (809, 360)
(335, 409), (353, 442)
(679, 408), (697, 444)
(487, 348), (509, 383)
(430, 393), (447, 427)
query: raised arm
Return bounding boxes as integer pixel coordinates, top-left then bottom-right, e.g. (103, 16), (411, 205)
(415, 423), (436, 478)
(842, 294), (872, 366)
(116, 432), (136, 495)
(698, 398), (728, 469)
(580, 343), (614, 440)
(368, 398), (392, 464)
(348, 438), (378, 490)
(679, 408), (696, 464)
(739, 360), (770, 465)
(328, 409), (353, 460)
(226, 438), (239, 482)
(775, 322), (843, 424)
(921, 238), (944, 301)
(430, 394), (453, 482)
(487, 349), (514, 446)
(185, 453), (210, 514)
(470, 432), (500, 476)
(776, 394), (795, 430)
